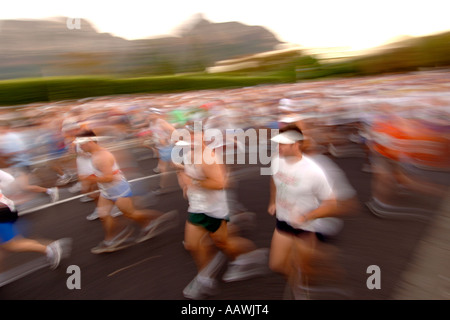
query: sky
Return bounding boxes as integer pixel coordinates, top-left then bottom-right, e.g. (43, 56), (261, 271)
(1, 0), (450, 51)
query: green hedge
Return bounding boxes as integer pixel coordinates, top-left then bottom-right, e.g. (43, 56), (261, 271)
(0, 75), (287, 106)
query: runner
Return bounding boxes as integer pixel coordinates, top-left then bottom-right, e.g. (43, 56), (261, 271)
(75, 130), (177, 254)
(62, 118), (110, 220)
(145, 110), (177, 194)
(0, 169), (71, 272)
(0, 122), (59, 205)
(176, 127), (269, 300)
(365, 109), (449, 221)
(32, 115), (77, 187)
(267, 124), (349, 299)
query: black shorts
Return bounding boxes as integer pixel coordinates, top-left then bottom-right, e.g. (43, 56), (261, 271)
(0, 206), (19, 224)
(276, 219), (327, 242)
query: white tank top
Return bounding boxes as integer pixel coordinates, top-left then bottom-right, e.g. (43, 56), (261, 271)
(0, 169), (16, 211)
(184, 160), (229, 219)
(92, 159), (126, 191)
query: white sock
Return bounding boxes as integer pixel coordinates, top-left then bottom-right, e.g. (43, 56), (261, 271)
(45, 246), (53, 259)
(46, 188), (53, 195)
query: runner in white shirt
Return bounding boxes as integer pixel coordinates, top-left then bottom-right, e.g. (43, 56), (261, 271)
(176, 128), (269, 300)
(75, 130), (177, 254)
(268, 124), (345, 299)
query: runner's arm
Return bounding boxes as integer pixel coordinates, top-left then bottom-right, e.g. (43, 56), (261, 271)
(199, 161), (227, 190)
(268, 177), (276, 215)
(300, 197), (338, 223)
(87, 152), (117, 183)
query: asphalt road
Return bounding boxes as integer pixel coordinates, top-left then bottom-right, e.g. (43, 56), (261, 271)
(0, 146), (433, 301)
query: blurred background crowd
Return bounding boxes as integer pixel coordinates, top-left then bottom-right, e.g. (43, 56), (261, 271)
(0, 68), (448, 217)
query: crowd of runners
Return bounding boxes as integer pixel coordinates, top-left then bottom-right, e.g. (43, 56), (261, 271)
(0, 68), (449, 299)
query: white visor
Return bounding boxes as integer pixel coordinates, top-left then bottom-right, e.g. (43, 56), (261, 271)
(175, 140), (202, 147)
(271, 130), (304, 144)
(175, 140), (191, 146)
(74, 136), (111, 144)
(279, 115), (302, 123)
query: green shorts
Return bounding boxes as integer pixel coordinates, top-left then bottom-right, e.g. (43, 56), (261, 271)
(187, 212), (229, 233)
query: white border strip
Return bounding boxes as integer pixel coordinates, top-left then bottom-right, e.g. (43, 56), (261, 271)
(19, 173), (163, 216)
(18, 165), (261, 216)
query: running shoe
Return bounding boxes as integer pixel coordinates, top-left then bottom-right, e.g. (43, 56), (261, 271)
(68, 182), (82, 193)
(47, 238), (72, 270)
(294, 282), (353, 300)
(183, 275), (219, 300)
(151, 187), (178, 196)
(87, 207), (122, 221)
(90, 226), (133, 254)
(151, 187), (164, 195)
(366, 198), (433, 222)
(111, 207), (123, 217)
(361, 163), (373, 173)
(48, 187), (59, 203)
(136, 210), (178, 243)
(80, 195), (95, 203)
(56, 174), (72, 186)
(86, 208), (99, 221)
(222, 248), (270, 282)
(229, 211), (256, 235)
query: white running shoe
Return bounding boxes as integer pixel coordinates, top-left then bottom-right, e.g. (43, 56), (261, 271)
(183, 275), (219, 300)
(294, 282), (353, 299)
(47, 238), (72, 269)
(48, 187), (59, 203)
(90, 226), (133, 254)
(222, 248), (271, 282)
(68, 182), (82, 193)
(86, 208), (99, 221)
(87, 207), (122, 220)
(56, 174), (72, 186)
(80, 195), (94, 203)
(111, 206), (123, 218)
(136, 210), (178, 243)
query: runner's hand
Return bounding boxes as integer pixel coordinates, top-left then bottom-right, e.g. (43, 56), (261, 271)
(267, 203), (276, 216)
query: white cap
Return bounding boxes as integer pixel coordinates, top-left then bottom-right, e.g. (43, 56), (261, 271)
(271, 130), (304, 144)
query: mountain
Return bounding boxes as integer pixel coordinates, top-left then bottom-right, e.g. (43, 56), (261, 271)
(0, 16), (282, 79)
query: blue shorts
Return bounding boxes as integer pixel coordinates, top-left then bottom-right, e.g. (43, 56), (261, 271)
(49, 146), (68, 159)
(157, 146), (174, 162)
(0, 222), (19, 244)
(100, 179), (133, 202)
